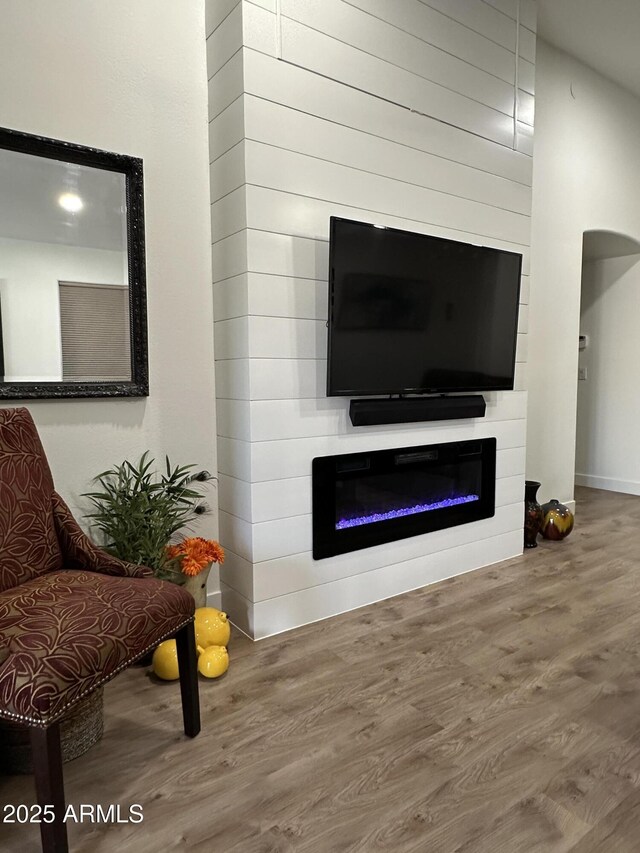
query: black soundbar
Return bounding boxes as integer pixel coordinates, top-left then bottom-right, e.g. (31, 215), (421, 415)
(349, 395), (486, 426)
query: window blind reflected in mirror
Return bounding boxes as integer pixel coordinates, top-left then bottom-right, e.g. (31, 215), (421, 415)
(59, 281), (131, 382)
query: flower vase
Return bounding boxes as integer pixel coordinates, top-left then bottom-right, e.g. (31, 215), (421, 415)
(541, 499), (574, 540)
(182, 564), (211, 609)
(524, 480), (543, 549)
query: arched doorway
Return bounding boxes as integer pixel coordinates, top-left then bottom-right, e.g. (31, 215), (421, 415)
(575, 230), (640, 494)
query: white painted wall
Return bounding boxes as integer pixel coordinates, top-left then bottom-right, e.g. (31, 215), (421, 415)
(575, 254), (640, 493)
(209, 0), (536, 638)
(0, 1), (220, 601)
(0, 237), (124, 382)
(527, 40), (640, 505)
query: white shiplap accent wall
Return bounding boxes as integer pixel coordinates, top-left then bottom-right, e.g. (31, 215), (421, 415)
(207, 0), (536, 639)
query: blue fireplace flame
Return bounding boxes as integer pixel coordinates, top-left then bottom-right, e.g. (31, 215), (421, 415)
(336, 493), (480, 530)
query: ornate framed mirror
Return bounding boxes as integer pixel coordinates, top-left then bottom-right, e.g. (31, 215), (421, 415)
(0, 126), (148, 398)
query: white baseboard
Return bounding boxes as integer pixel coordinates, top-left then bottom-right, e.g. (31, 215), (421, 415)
(575, 473), (640, 496)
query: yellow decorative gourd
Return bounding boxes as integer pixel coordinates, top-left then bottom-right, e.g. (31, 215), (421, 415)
(152, 640), (180, 681)
(197, 645), (229, 678)
(194, 607), (231, 648)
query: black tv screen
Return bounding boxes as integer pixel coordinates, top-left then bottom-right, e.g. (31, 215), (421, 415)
(327, 217), (522, 396)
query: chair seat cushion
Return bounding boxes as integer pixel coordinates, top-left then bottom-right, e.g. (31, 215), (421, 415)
(0, 570), (195, 727)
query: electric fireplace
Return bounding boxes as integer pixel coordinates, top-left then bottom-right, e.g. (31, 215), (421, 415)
(312, 438), (496, 558)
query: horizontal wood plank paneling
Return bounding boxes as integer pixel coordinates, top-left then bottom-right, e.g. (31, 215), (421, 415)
(219, 472), (252, 520)
(518, 89), (535, 126)
(498, 446), (527, 478)
(219, 483), (523, 566)
(210, 143), (245, 201)
(516, 331), (528, 362)
(208, 97), (244, 162)
(246, 419), (527, 482)
(248, 358), (325, 400)
(215, 272), (325, 321)
(516, 361), (528, 390)
(213, 316), (249, 360)
(208, 0), (535, 635)
(277, 0), (515, 116)
(213, 273), (249, 320)
(246, 358), (325, 402)
(279, 17), (514, 148)
(208, 49), (244, 121)
(250, 500), (525, 565)
(518, 23), (536, 63)
(220, 547), (254, 601)
(216, 399), (251, 442)
(482, 0), (537, 34)
(244, 188), (532, 271)
(215, 419), (526, 483)
(243, 48), (532, 184)
(211, 187), (246, 242)
(246, 230), (329, 279)
(248, 316), (325, 359)
(481, 0), (537, 32)
(205, 0), (239, 39)
(212, 230), (248, 281)
(206, 3), (243, 78)
(244, 96), (532, 215)
(217, 356), (527, 401)
(250, 529), (523, 638)
(216, 391), (527, 443)
(250, 501), (524, 589)
(516, 120), (534, 156)
(519, 57), (535, 95)
(249, 273), (326, 320)
(218, 581), (253, 636)
(216, 420), (526, 484)
(217, 435), (252, 482)
(214, 317), (526, 365)
(520, 0), (537, 32)
(218, 513), (255, 574)
(215, 358), (250, 400)
(243, 0), (278, 54)
(215, 271), (529, 323)
(244, 228), (529, 282)
(416, 0), (517, 50)
(244, 142), (530, 244)
(247, 470), (524, 525)
(249, 0), (276, 10)
(343, 0), (518, 84)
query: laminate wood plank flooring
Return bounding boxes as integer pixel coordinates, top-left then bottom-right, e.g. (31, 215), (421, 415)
(3, 486), (640, 852)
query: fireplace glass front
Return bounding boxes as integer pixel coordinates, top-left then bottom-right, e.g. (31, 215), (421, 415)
(312, 438), (496, 558)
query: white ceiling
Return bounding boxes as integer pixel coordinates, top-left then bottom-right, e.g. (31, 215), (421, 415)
(0, 147), (127, 252)
(537, 0), (640, 99)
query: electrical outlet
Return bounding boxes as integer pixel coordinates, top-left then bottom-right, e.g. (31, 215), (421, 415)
(578, 367), (587, 381)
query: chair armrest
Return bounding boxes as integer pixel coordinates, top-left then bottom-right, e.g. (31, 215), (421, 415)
(52, 492), (153, 579)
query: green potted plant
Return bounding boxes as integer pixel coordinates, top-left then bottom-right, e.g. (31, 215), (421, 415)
(83, 453), (221, 594)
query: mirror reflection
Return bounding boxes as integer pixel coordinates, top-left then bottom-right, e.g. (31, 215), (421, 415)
(0, 148), (131, 384)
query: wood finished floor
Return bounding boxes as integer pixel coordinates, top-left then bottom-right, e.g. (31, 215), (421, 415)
(3, 486), (640, 852)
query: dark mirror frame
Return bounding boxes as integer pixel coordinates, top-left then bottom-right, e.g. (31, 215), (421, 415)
(0, 126), (149, 399)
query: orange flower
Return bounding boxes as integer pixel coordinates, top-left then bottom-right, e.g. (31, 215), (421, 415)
(166, 537), (225, 577)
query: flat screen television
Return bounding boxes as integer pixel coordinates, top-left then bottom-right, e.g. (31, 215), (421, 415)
(327, 217), (522, 397)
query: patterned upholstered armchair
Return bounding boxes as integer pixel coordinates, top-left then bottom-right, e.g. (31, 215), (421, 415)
(0, 407), (200, 853)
